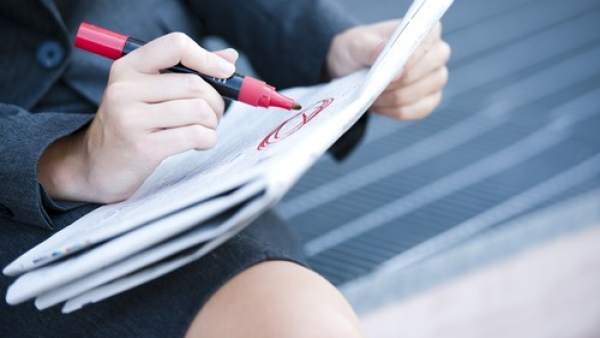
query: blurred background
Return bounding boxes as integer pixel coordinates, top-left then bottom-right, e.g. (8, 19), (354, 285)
(268, 0), (600, 335)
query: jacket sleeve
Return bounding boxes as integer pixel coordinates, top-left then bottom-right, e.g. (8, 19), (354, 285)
(0, 103), (94, 229)
(188, 0), (368, 159)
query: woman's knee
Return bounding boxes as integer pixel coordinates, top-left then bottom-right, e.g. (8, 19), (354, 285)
(185, 260), (364, 338)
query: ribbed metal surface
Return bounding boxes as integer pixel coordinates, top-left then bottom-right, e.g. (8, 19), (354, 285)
(276, 0), (600, 285)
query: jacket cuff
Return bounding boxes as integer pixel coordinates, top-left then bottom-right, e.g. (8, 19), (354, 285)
(328, 112), (369, 161)
(40, 187), (99, 230)
(0, 104), (93, 229)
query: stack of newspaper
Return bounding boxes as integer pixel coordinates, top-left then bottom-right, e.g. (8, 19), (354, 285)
(4, 0), (453, 313)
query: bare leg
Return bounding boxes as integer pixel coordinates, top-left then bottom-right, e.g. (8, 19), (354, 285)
(185, 261), (364, 338)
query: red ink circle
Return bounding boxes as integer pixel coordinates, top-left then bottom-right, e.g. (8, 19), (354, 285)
(257, 98), (334, 151)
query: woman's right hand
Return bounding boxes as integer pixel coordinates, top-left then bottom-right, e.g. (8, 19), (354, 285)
(38, 33), (238, 204)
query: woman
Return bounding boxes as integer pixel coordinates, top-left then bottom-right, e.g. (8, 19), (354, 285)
(0, 0), (450, 337)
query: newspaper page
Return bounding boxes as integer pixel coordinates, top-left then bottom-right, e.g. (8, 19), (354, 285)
(5, 0), (454, 310)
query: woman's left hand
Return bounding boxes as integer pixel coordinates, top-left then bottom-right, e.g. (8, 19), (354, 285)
(326, 20), (451, 120)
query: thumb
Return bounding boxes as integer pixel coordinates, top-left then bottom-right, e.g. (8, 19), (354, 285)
(352, 33), (386, 66)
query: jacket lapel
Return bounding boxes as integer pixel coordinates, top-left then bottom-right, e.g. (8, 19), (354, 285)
(38, 0), (68, 33)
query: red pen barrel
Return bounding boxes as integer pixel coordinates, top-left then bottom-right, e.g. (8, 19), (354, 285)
(74, 22), (301, 110)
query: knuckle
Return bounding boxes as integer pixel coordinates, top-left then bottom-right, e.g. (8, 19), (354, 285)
(390, 111), (405, 121)
(183, 75), (206, 95)
(420, 94), (443, 118)
(172, 130), (189, 150)
(173, 128), (193, 150)
(193, 127), (217, 149)
(393, 90), (409, 106)
(131, 137), (148, 156)
(438, 67), (449, 86)
(206, 112), (219, 129)
(397, 106), (411, 119)
(204, 130), (218, 148)
(425, 23), (441, 46)
(213, 96), (225, 117)
(194, 98), (210, 110)
(103, 82), (128, 104)
(201, 87), (225, 117)
(403, 69), (417, 84)
(415, 111), (429, 120)
(109, 59), (128, 76)
(167, 32), (192, 51)
(417, 95), (442, 120)
(133, 138), (159, 162)
(115, 112), (137, 131)
(201, 51), (218, 67)
(194, 100), (218, 128)
(383, 109), (401, 120)
(380, 106), (401, 120)
(433, 92), (444, 106)
(440, 41), (452, 61)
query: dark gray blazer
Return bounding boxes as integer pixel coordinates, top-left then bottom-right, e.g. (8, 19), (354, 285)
(0, 0), (367, 233)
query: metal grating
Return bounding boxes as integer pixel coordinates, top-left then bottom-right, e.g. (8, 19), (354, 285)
(276, 0), (600, 286)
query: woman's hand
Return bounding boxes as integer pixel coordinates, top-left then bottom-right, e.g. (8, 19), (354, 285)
(326, 20), (450, 120)
(38, 33), (238, 204)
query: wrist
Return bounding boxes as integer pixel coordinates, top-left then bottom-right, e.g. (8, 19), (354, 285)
(37, 128), (92, 202)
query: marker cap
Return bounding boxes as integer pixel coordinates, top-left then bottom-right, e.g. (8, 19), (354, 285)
(75, 23), (128, 60)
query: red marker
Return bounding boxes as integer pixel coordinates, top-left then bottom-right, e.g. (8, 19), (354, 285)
(75, 22), (301, 111)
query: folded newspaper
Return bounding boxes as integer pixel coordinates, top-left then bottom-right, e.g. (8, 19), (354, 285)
(4, 0), (453, 313)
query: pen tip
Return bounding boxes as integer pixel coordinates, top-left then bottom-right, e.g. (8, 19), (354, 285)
(292, 104), (302, 111)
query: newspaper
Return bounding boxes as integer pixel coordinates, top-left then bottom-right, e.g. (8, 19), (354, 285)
(4, 0), (453, 312)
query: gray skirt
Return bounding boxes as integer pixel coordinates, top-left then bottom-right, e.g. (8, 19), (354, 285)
(0, 211), (305, 338)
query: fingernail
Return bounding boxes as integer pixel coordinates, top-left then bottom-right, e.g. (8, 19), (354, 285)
(218, 58), (235, 75)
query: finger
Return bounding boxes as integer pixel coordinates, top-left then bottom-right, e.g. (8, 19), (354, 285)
(121, 32), (236, 77)
(125, 73), (224, 114)
(141, 99), (219, 130)
(151, 124), (218, 158)
(404, 22), (443, 70)
(374, 66), (448, 107)
(368, 20), (401, 37)
(385, 64), (449, 93)
(374, 91), (443, 120)
(400, 41), (451, 85)
(213, 48), (239, 64)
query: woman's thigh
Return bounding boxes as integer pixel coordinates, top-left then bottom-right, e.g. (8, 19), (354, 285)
(185, 261), (364, 338)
